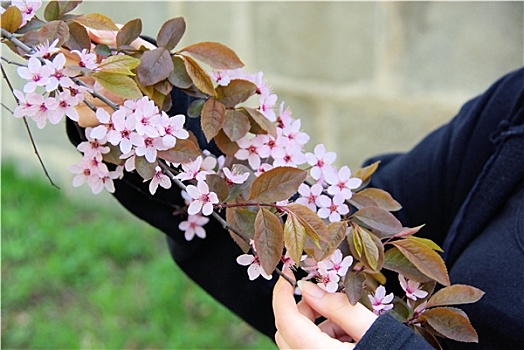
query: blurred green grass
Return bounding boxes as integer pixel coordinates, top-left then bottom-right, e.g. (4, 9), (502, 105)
(1, 163), (276, 349)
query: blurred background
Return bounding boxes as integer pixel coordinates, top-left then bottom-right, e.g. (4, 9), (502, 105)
(2, 1), (523, 349)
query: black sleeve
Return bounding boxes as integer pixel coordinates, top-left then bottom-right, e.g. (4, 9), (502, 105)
(355, 314), (434, 350)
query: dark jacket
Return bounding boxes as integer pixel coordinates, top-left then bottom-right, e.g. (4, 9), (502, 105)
(66, 67), (524, 349)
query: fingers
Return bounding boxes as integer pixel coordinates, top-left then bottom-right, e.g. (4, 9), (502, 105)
(272, 272), (355, 349)
(298, 281), (377, 342)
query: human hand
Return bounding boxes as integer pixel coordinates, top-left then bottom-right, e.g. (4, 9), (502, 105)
(272, 270), (377, 349)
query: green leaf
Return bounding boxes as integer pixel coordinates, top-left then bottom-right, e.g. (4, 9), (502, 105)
(383, 247), (433, 283)
(249, 167), (307, 203)
(44, 1), (60, 21)
(351, 206), (403, 238)
(169, 56), (193, 89)
(241, 106), (277, 138)
(116, 18), (142, 48)
(137, 47), (174, 86)
(254, 208), (284, 275)
(426, 285), (484, 309)
(98, 55), (141, 75)
(37, 20), (70, 47)
(135, 157), (156, 180)
(156, 17), (186, 51)
(216, 79), (257, 108)
(180, 41), (244, 69)
(1, 6), (22, 33)
(422, 307), (478, 343)
(91, 72), (143, 100)
(391, 239), (450, 286)
(66, 21), (91, 51)
(201, 99), (226, 142)
(206, 174), (229, 203)
(284, 211), (307, 264)
(73, 13), (119, 31)
(407, 236), (443, 252)
(223, 110), (250, 141)
(344, 270), (365, 306)
(156, 139), (200, 164)
(57, 1), (82, 17)
(187, 99), (205, 119)
(354, 188), (402, 211)
(181, 55), (216, 97)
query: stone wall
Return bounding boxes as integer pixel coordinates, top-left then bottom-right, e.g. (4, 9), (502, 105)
(2, 1), (523, 198)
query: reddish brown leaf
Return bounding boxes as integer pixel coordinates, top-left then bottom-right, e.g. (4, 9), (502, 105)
(137, 47), (174, 86)
(180, 41), (244, 70)
(392, 239), (450, 286)
(1, 6), (22, 33)
(351, 206), (403, 238)
(349, 192), (378, 210)
(201, 99), (226, 142)
(156, 17), (185, 51)
(305, 221), (347, 261)
(66, 21), (91, 50)
(356, 188), (402, 211)
(348, 224), (383, 272)
(216, 79), (257, 108)
(116, 18), (142, 48)
(284, 211), (307, 264)
(223, 110), (250, 141)
(249, 167), (307, 203)
(287, 203), (328, 249)
(38, 20), (70, 47)
(344, 270), (365, 306)
(226, 208), (255, 253)
(354, 161), (380, 185)
(181, 54), (216, 97)
(214, 129), (239, 156)
(206, 174), (229, 203)
(157, 138), (200, 164)
(242, 106), (277, 138)
(427, 285), (485, 309)
(169, 55), (193, 89)
(383, 247), (433, 283)
(135, 157), (156, 180)
(254, 208), (284, 275)
(73, 13), (119, 31)
(422, 307), (478, 343)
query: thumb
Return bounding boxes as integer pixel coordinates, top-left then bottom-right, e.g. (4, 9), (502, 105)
(298, 280), (377, 342)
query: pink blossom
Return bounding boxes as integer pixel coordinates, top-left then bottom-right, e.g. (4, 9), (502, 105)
(222, 167), (250, 185)
(176, 156), (209, 182)
(17, 56), (51, 93)
(316, 194), (349, 222)
(158, 112), (189, 148)
(210, 70), (231, 86)
(44, 53), (75, 91)
(148, 166), (172, 195)
(71, 49), (98, 70)
(276, 102), (293, 129)
(131, 134), (165, 163)
(259, 93), (278, 121)
(106, 109), (136, 154)
(235, 134), (270, 170)
(21, 93), (58, 129)
(399, 275), (429, 301)
(255, 163), (273, 177)
(55, 89), (80, 122)
(13, 90), (38, 118)
(368, 285), (394, 315)
(325, 166), (362, 201)
(90, 108), (114, 139)
(316, 266), (340, 293)
(272, 148), (307, 168)
(322, 249), (353, 278)
(77, 127), (110, 158)
(28, 38), (60, 59)
(186, 180), (219, 216)
(12, 0), (41, 26)
(306, 144), (337, 180)
(295, 183), (323, 212)
(280, 119), (310, 148)
(236, 253), (273, 281)
(179, 214), (209, 241)
(133, 97), (160, 137)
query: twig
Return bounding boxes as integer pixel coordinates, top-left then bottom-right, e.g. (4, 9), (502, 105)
(1, 62), (60, 189)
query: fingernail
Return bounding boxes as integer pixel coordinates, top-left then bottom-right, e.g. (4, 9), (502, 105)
(298, 280), (326, 298)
